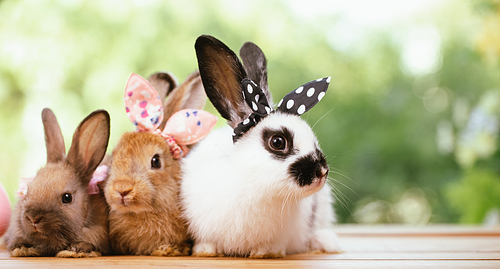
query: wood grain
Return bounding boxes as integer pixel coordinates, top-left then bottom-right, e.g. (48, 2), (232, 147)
(1, 225), (499, 268)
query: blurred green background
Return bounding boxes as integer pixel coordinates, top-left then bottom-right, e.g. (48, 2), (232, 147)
(1, 0), (500, 225)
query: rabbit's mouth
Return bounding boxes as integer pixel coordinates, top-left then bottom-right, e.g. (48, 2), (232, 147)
(26, 223), (51, 238)
(311, 174), (327, 189)
(109, 194), (150, 214)
(24, 213), (50, 236)
(302, 168), (328, 195)
(113, 194), (134, 208)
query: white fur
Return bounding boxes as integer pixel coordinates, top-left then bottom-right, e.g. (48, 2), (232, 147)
(180, 113), (340, 257)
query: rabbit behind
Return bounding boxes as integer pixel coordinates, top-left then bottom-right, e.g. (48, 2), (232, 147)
(180, 35), (340, 258)
(104, 71), (214, 256)
(4, 109), (110, 257)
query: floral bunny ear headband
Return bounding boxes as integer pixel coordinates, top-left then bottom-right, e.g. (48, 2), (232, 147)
(124, 73), (217, 159)
(232, 77), (331, 142)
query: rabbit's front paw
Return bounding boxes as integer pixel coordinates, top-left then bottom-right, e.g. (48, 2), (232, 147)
(70, 241), (94, 253)
(151, 243), (190, 256)
(55, 242), (100, 258)
(192, 242), (223, 257)
(249, 247), (285, 259)
(309, 229), (342, 254)
(55, 250), (101, 258)
(10, 246), (40, 257)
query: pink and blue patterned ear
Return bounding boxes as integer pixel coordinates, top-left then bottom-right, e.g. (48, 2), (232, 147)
(276, 77), (330, 115)
(124, 73), (164, 132)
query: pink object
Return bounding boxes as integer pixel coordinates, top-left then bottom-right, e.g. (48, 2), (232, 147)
(88, 165), (109, 194)
(124, 73), (164, 132)
(0, 182), (11, 237)
(124, 73), (217, 159)
(16, 176), (34, 198)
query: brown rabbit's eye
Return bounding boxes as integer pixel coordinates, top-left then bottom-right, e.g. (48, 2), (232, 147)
(269, 135), (286, 150)
(62, 193), (73, 204)
(151, 154), (161, 169)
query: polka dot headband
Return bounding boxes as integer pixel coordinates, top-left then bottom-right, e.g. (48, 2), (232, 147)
(124, 73), (218, 159)
(233, 77), (331, 142)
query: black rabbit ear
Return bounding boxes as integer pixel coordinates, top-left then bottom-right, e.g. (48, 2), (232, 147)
(239, 42), (271, 104)
(276, 77), (330, 115)
(195, 35), (251, 129)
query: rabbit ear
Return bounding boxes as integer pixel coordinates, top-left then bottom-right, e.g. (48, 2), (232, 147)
(147, 72), (178, 101)
(276, 77), (331, 116)
(41, 108), (66, 163)
(124, 73), (164, 132)
(239, 42), (272, 105)
(161, 71), (207, 129)
(195, 35), (251, 129)
(66, 110), (110, 183)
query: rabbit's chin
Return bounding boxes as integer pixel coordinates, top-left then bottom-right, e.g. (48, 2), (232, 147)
(109, 202), (151, 214)
(300, 176), (327, 197)
(25, 228), (50, 238)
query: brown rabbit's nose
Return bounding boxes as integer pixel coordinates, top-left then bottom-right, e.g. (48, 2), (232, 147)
(119, 189), (132, 198)
(27, 215), (42, 225)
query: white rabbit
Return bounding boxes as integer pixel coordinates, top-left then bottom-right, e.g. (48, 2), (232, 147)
(180, 35), (340, 258)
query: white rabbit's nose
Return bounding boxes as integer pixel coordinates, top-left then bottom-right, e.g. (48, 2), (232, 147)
(316, 168), (329, 179)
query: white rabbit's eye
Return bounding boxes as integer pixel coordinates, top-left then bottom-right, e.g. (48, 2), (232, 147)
(151, 154), (161, 169)
(62, 193), (73, 204)
(262, 127), (296, 160)
(269, 135), (286, 150)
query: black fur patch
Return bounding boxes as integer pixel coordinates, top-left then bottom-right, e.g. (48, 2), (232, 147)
(289, 148), (328, 187)
(309, 193), (318, 229)
(261, 127), (297, 160)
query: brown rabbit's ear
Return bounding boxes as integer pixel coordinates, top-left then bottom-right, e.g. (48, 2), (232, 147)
(42, 108), (66, 163)
(195, 35), (252, 129)
(147, 72), (178, 101)
(239, 42), (272, 105)
(66, 110), (110, 183)
(160, 70), (207, 128)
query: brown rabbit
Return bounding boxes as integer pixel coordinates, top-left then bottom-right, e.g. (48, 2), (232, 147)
(4, 108), (111, 257)
(104, 71), (208, 256)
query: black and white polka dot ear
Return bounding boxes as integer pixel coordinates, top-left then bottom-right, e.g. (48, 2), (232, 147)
(276, 77), (330, 115)
(232, 79), (273, 143)
(241, 79), (272, 116)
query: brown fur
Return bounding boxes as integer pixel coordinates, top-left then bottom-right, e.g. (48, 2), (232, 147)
(4, 109), (110, 257)
(104, 71), (205, 255)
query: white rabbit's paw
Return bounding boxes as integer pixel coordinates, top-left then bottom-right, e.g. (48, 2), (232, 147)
(249, 247), (285, 259)
(56, 250), (101, 258)
(192, 242), (223, 257)
(10, 246), (40, 257)
(309, 229), (342, 254)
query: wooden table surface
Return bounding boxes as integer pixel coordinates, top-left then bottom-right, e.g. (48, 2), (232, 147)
(1, 225), (499, 268)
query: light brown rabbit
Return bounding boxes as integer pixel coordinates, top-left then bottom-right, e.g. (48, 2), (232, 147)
(104, 71), (210, 256)
(4, 108), (110, 257)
